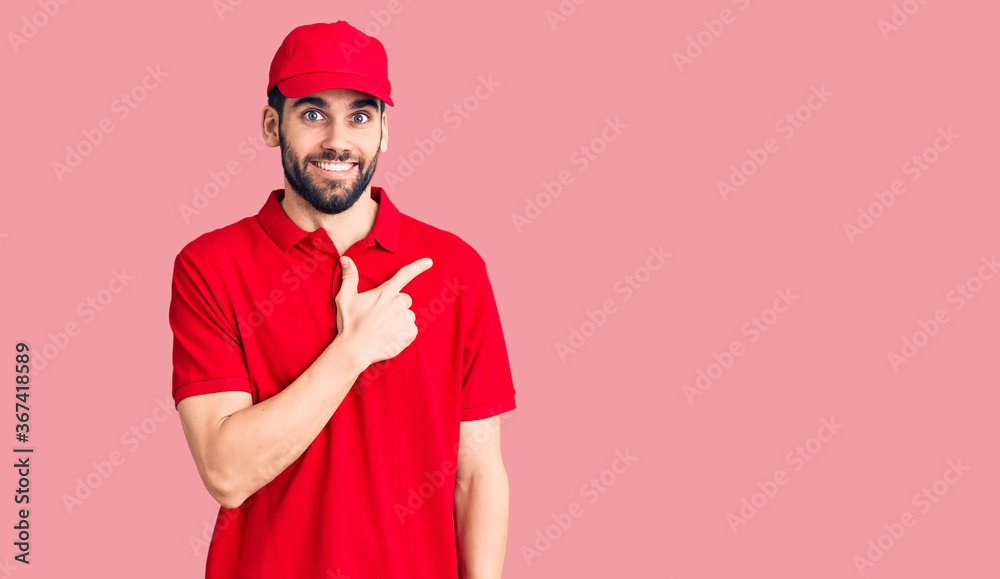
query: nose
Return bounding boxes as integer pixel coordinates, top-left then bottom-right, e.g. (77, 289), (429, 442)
(320, 118), (353, 157)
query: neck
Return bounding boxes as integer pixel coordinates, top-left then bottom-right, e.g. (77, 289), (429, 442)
(280, 185), (379, 256)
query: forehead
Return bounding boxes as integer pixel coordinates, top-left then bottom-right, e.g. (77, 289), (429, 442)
(289, 88), (379, 109)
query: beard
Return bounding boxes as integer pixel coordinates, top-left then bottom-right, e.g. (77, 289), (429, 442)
(279, 125), (380, 215)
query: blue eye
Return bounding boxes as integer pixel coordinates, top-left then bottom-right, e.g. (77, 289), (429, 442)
(304, 110), (323, 121)
(352, 113), (370, 124)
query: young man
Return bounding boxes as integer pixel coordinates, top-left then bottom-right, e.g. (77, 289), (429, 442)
(169, 21), (516, 578)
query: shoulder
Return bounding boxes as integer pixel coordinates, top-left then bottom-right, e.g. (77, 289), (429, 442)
(398, 212), (487, 273)
(394, 212), (497, 310)
(174, 216), (263, 268)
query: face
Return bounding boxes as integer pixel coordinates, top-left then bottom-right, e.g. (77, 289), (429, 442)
(270, 88), (387, 215)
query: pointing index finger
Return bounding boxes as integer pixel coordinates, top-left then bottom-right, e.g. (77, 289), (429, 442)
(380, 258), (433, 294)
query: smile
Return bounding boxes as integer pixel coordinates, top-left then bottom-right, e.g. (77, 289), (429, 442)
(311, 160), (357, 177)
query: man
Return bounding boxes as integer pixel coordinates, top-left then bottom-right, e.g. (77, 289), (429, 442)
(169, 21), (516, 578)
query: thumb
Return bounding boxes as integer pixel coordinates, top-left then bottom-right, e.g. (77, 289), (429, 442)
(337, 256), (358, 298)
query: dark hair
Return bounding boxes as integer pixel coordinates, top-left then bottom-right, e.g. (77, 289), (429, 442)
(267, 86), (385, 127)
(268, 85), (287, 124)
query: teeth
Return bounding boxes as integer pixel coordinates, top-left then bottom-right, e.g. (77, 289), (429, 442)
(316, 161), (354, 171)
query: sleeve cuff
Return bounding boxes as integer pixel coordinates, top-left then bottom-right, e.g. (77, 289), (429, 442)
(173, 376), (252, 408)
(461, 395), (516, 421)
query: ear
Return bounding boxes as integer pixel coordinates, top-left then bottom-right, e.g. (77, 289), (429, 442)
(262, 105), (281, 148)
(379, 109), (389, 153)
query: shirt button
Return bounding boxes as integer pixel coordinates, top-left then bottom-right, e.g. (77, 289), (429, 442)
(312, 239), (321, 247)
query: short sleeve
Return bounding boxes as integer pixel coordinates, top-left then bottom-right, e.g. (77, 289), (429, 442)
(460, 258), (517, 421)
(169, 251), (251, 408)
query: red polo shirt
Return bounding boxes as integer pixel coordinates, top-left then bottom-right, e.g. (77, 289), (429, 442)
(169, 187), (516, 578)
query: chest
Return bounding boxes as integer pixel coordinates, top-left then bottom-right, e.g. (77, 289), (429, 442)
(226, 252), (465, 411)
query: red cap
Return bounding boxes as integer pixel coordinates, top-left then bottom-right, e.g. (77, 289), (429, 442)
(267, 21), (393, 106)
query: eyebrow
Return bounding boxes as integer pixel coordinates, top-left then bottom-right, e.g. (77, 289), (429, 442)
(290, 97), (379, 111)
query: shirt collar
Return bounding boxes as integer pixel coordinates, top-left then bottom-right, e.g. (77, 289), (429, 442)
(257, 186), (399, 253)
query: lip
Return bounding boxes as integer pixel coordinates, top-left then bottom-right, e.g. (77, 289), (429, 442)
(311, 160), (357, 178)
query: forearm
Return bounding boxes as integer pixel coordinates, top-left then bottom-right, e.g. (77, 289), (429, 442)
(454, 468), (510, 579)
(210, 336), (366, 507)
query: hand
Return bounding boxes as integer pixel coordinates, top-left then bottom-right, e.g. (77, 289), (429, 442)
(334, 256), (433, 368)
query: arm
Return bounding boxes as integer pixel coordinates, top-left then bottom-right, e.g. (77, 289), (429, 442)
(176, 255), (432, 509)
(454, 415), (509, 579)
(177, 336), (365, 509)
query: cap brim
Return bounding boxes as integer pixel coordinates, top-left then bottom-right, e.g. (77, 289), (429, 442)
(276, 71), (393, 106)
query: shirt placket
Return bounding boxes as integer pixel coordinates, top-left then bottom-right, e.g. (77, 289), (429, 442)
(306, 229), (376, 304)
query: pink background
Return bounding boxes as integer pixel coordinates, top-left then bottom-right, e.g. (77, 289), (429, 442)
(2, 0), (998, 577)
